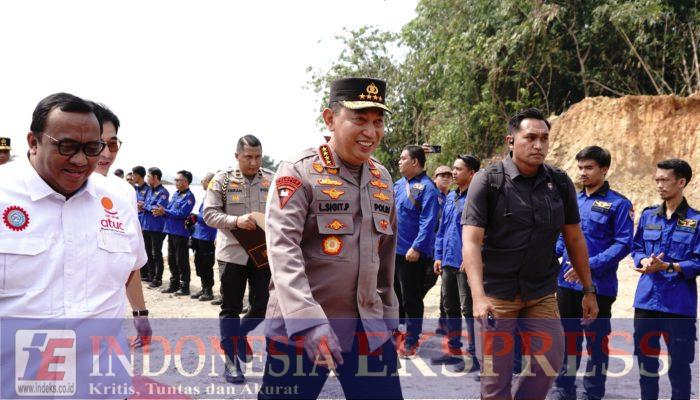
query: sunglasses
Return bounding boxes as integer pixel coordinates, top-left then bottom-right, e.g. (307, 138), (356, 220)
(43, 134), (106, 157)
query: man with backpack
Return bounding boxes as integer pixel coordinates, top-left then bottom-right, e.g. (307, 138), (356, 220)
(461, 108), (599, 399)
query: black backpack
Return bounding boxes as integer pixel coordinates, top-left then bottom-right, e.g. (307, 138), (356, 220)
(486, 161), (569, 221)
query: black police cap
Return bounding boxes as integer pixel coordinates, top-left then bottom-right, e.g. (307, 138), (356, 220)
(329, 77), (391, 113)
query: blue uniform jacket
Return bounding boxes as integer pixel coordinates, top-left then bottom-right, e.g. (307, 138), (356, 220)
(631, 198), (700, 317)
(394, 172), (440, 257)
(555, 182), (634, 297)
(434, 189), (468, 269)
(192, 201), (217, 242)
(163, 189), (196, 237)
(135, 183), (150, 228)
(142, 184), (170, 233)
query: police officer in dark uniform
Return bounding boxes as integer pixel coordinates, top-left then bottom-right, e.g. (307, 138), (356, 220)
(631, 158), (699, 400)
(551, 146), (634, 400)
(159, 170), (196, 295)
(142, 167), (169, 288)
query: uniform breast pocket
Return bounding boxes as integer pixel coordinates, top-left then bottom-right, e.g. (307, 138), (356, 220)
(312, 214), (354, 260)
(94, 230), (136, 288)
(588, 211), (610, 237)
(668, 231), (693, 260)
(642, 229), (662, 253)
(371, 213), (393, 262)
(0, 235), (48, 293)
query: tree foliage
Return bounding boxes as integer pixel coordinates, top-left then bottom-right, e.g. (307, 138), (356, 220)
(308, 0), (700, 178)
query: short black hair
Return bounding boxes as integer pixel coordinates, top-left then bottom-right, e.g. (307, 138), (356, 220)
(457, 154), (481, 172)
(147, 167), (163, 181)
(113, 168), (124, 178)
(132, 166), (146, 178)
(657, 158), (692, 186)
(91, 102), (120, 132)
(236, 135), (262, 153)
(177, 170), (193, 184)
(575, 146), (611, 168)
(508, 108), (550, 136)
(403, 145), (426, 168)
(30, 93), (102, 139)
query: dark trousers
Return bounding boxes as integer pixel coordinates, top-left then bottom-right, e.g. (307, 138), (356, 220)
(396, 256), (431, 346)
(192, 238), (215, 287)
(259, 333), (402, 400)
(553, 287), (615, 400)
(143, 230), (166, 280)
(394, 270), (404, 325)
(422, 262), (438, 299)
(167, 234), (190, 286)
(634, 308), (697, 400)
(219, 259), (271, 360)
(441, 266), (476, 355)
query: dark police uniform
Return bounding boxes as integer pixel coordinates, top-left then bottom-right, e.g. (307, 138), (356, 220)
(552, 181), (634, 400)
(461, 155), (580, 399)
(142, 184), (169, 286)
(260, 78), (402, 400)
(631, 198), (700, 400)
(394, 171), (440, 349)
(162, 188), (195, 293)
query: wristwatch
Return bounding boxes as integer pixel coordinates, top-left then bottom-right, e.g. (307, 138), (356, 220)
(666, 262), (677, 274)
(132, 309), (149, 317)
(582, 284), (597, 295)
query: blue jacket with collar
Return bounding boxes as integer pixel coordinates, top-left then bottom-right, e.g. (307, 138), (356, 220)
(142, 184), (169, 232)
(435, 189), (468, 269)
(163, 188), (195, 237)
(555, 182), (633, 297)
(394, 171), (440, 257)
(631, 198), (700, 317)
(192, 200), (217, 242)
(135, 183), (150, 228)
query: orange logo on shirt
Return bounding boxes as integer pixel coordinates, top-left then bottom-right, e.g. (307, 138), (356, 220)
(327, 220), (346, 230)
(379, 219), (389, 230)
(370, 180), (388, 189)
(312, 162), (324, 173)
(322, 235), (343, 255)
(101, 196), (117, 214)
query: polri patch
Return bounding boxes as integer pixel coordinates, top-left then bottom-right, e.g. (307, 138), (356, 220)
(3, 205), (30, 232)
(276, 176), (302, 208)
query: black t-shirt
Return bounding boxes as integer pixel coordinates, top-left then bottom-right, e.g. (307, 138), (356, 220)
(461, 156), (580, 301)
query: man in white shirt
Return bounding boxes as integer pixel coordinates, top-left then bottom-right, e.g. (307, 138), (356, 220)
(0, 93), (147, 398)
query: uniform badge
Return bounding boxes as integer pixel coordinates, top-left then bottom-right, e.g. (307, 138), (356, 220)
(379, 219), (389, 231)
(230, 182), (240, 189)
(592, 200), (612, 214)
(370, 179), (388, 189)
(327, 220), (346, 231)
(678, 218), (697, 231)
(412, 183), (425, 190)
(317, 178), (342, 186)
(322, 235), (343, 256)
(326, 167), (339, 175)
(261, 179), (271, 188)
(312, 162), (324, 173)
(322, 188), (345, 200)
(370, 169), (382, 178)
(231, 195), (240, 202)
(373, 192), (390, 202)
(3, 205), (30, 232)
(318, 144), (336, 167)
(276, 176), (302, 208)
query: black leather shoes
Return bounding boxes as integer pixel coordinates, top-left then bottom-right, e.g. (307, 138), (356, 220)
(224, 357), (245, 384)
(160, 285), (179, 294)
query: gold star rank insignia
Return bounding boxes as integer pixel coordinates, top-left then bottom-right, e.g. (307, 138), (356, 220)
(322, 235), (343, 256)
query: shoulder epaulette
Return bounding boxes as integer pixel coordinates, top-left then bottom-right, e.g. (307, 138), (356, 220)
(260, 167), (275, 175)
(642, 205), (660, 212)
(289, 148), (316, 164)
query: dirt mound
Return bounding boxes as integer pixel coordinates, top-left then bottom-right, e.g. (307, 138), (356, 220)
(549, 95), (700, 214)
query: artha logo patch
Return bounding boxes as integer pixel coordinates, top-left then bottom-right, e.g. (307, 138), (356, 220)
(3, 205), (30, 231)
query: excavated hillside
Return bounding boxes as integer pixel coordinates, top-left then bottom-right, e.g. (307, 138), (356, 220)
(548, 95), (700, 215)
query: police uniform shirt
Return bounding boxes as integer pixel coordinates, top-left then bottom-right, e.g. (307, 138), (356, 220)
(632, 198), (700, 317)
(394, 172), (440, 257)
(203, 165), (274, 265)
(0, 160), (147, 318)
(461, 155), (580, 301)
(555, 181), (634, 297)
(264, 145), (398, 352)
(435, 189), (468, 269)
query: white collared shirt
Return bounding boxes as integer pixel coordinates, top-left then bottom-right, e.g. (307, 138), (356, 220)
(0, 160), (147, 318)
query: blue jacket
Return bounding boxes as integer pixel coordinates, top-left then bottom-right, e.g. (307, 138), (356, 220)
(142, 184), (170, 233)
(135, 183), (150, 228)
(555, 182), (633, 297)
(434, 189), (468, 269)
(192, 200), (217, 242)
(394, 172), (440, 257)
(632, 198), (700, 317)
(163, 189), (196, 237)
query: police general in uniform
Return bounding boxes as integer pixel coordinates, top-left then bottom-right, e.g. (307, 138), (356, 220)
(259, 77), (402, 400)
(203, 134), (274, 384)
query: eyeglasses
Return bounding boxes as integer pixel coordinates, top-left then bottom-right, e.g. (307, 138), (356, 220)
(106, 138), (123, 152)
(43, 134), (106, 157)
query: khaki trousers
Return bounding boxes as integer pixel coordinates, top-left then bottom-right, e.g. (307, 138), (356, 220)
(475, 293), (564, 400)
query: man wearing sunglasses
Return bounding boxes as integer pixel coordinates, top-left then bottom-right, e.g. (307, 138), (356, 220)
(0, 93), (148, 397)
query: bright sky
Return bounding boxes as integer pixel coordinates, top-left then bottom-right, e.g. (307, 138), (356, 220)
(0, 0), (416, 180)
